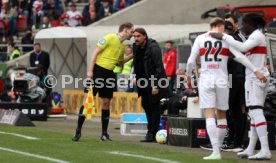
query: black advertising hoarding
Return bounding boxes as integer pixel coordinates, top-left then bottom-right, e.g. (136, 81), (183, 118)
(0, 109), (19, 125)
(0, 109), (35, 126)
(168, 116), (189, 146)
(168, 117), (209, 147)
(0, 102), (48, 121)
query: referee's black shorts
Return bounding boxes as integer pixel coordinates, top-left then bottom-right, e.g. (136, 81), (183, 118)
(84, 64), (116, 99)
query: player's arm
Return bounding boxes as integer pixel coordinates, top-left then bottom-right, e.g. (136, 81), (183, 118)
(187, 38), (200, 78)
(116, 50), (126, 72)
(116, 53), (134, 73)
(186, 54), (198, 78)
(229, 46), (267, 82)
(222, 34), (260, 52)
(186, 38), (200, 89)
(123, 53), (133, 63)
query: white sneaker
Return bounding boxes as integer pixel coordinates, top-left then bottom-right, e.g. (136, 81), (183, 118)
(203, 153), (221, 160)
(237, 150), (254, 158)
(248, 151), (271, 160)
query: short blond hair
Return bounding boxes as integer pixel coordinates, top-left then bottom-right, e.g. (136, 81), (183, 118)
(210, 17), (224, 28)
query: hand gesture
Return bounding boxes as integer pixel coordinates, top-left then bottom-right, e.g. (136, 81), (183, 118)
(192, 97), (199, 103)
(87, 71), (93, 78)
(254, 71), (267, 83)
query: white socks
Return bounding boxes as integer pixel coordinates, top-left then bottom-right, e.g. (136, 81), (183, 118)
(217, 119), (227, 146)
(248, 109), (270, 154)
(206, 118), (220, 155)
(259, 136), (270, 154)
(246, 126), (258, 153)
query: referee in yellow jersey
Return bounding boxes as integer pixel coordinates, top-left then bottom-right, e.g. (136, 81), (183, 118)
(72, 22), (134, 141)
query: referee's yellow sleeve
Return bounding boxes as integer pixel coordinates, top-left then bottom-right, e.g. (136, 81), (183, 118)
(96, 35), (111, 49)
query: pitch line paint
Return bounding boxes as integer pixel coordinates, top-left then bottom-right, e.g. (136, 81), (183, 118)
(109, 151), (181, 163)
(0, 131), (39, 140)
(0, 147), (70, 163)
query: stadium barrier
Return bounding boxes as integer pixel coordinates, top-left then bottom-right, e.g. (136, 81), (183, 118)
(0, 102), (48, 121)
(63, 90), (143, 118)
(0, 109), (35, 126)
(167, 117), (209, 148)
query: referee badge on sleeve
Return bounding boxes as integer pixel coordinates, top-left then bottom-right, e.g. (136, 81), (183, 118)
(98, 38), (106, 45)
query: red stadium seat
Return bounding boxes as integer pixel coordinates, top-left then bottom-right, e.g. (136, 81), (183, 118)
(0, 79), (3, 93)
(0, 18), (8, 36)
(16, 15), (27, 32)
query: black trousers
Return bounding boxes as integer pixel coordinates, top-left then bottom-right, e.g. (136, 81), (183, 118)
(168, 75), (176, 92)
(141, 91), (161, 136)
(227, 77), (246, 146)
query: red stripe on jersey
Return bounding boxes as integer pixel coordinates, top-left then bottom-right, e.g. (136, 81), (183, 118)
(246, 46), (267, 56)
(199, 48), (229, 56)
(220, 48), (230, 56)
(255, 122), (267, 127)
(217, 125), (228, 129)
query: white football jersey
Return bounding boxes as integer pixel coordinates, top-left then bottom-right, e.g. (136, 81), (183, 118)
(244, 30), (268, 78)
(191, 32), (230, 79)
(224, 29), (269, 78)
(66, 11), (82, 27)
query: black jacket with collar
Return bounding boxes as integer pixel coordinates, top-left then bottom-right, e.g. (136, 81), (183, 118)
(133, 39), (169, 100)
(30, 51), (50, 75)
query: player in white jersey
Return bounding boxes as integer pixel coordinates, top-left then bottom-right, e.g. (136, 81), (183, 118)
(210, 13), (271, 160)
(187, 17), (266, 160)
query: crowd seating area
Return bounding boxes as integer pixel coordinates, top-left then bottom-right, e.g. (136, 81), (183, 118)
(0, 0), (141, 61)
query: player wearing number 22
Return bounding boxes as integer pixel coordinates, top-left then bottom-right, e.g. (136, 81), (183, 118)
(186, 17), (267, 160)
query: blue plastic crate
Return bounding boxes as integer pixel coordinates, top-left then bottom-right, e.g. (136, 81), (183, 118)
(120, 113), (147, 123)
(120, 113), (148, 136)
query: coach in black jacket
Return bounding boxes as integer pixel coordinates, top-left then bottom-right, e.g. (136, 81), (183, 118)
(133, 28), (169, 142)
(30, 43), (50, 75)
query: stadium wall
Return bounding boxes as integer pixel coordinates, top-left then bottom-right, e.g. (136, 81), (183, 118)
(93, 0), (276, 25)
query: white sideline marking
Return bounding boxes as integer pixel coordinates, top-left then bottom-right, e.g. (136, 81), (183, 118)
(109, 151), (181, 163)
(0, 131), (39, 140)
(0, 147), (70, 163)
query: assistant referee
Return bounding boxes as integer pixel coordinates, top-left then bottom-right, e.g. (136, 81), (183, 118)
(72, 22), (134, 141)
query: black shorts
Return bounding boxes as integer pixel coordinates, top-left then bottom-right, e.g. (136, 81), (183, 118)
(84, 64), (116, 98)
